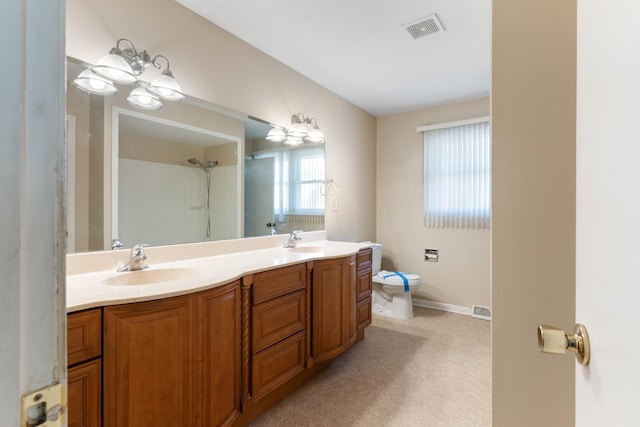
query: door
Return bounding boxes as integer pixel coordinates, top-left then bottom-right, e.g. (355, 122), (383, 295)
(245, 157), (275, 237)
(575, 0), (640, 423)
(312, 257), (351, 362)
(195, 282), (241, 427)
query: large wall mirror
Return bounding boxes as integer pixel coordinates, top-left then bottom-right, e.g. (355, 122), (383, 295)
(66, 57), (325, 253)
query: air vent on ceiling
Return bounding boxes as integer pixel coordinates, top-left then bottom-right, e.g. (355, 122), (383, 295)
(404, 14), (445, 40)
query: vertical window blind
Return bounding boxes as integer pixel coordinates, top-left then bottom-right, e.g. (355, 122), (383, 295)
(421, 118), (491, 229)
(255, 144), (325, 224)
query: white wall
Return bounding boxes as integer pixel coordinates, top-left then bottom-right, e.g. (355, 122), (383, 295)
(376, 98), (491, 309)
(118, 160), (240, 245)
(66, 0), (377, 243)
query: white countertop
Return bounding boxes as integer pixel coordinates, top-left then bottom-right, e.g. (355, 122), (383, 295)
(67, 239), (370, 313)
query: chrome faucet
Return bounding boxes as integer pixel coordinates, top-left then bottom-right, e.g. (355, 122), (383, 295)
(283, 230), (303, 248)
(111, 239), (125, 250)
(117, 243), (149, 272)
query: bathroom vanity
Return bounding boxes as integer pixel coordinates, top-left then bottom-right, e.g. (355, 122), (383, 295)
(66, 235), (372, 426)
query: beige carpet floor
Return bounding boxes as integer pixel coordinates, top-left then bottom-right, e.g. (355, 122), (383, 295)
(250, 307), (491, 426)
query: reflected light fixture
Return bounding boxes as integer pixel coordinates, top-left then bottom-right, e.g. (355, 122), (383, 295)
(266, 113), (325, 145)
(265, 127), (287, 143)
(126, 86), (163, 110)
(72, 38), (185, 111)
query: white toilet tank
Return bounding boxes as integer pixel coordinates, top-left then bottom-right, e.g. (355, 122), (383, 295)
(370, 243), (382, 275)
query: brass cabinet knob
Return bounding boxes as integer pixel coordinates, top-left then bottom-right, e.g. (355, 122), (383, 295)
(537, 323), (590, 366)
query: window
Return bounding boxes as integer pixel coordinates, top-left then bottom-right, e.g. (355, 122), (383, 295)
(255, 144), (325, 223)
(420, 118), (490, 229)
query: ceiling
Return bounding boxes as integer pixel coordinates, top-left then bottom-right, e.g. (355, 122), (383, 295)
(175, 0), (491, 117)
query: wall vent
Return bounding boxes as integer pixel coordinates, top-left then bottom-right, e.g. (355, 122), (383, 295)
(471, 305), (491, 321)
(403, 14), (445, 40)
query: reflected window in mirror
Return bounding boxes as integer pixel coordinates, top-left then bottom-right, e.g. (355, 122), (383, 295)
(253, 145), (325, 233)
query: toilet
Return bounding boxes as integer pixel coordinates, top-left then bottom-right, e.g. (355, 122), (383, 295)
(370, 243), (420, 319)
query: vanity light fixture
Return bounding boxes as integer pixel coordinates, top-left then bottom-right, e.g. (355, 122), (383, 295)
(266, 113), (326, 145)
(72, 38), (185, 111)
(71, 69), (118, 95)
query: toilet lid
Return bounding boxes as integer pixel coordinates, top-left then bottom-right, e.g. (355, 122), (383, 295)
(374, 270), (421, 286)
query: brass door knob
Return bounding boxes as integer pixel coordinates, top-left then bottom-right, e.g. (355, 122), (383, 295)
(537, 323), (590, 366)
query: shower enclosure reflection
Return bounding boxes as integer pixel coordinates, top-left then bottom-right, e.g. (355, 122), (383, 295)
(187, 157), (219, 239)
(113, 108), (242, 249)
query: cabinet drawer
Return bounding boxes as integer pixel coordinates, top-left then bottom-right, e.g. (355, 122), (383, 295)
(252, 290), (305, 353)
(356, 248), (372, 272)
(252, 331), (305, 401)
(356, 296), (372, 332)
(67, 308), (102, 366)
(356, 268), (372, 301)
(252, 263), (306, 304)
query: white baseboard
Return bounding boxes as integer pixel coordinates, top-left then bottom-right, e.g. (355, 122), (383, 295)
(412, 298), (473, 316)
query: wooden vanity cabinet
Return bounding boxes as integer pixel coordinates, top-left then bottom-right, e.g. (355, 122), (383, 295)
(356, 248), (373, 334)
(67, 308), (102, 427)
(103, 281), (241, 427)
(70, 252), (372, 427)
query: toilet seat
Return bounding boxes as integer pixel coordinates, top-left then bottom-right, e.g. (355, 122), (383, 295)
(373, 270), (421, 286)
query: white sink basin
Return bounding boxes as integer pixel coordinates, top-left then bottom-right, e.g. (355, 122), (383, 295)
(287, 246), (326, 253)
(103, 267), (197, 286)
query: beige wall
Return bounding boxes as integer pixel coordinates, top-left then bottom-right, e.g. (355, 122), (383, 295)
(66, 0), (376, 243)
(205, 143), (238, 167)
(376, 98), (490, 309)
(492, 0), (576, 425)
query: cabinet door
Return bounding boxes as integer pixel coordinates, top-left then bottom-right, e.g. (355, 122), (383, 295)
(312, 257), (351, 362)
(195, 282), (241, 427)
(356, 296), (372, 332)
(252, 290), (305, 353)
(252, 331), (305, 401)
(356, 267), (372, 301)
(103, 296), (194, 427)
(252, 263), (306, 304)
(68, 359), (101, 427)
(67, 309), (101, 366)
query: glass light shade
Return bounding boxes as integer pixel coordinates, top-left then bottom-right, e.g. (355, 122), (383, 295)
(72, 69), (118, 95)
(92, 53), (137, 84)
(305, 126), (325, 143)
(287, 121), (308, 139)
(283, 136), (304, 146)
(266, 127), (287, 143)
(126, 87), (163, 110)
(148, 72), (185, 101)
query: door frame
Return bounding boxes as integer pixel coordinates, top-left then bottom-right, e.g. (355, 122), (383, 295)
(0, 0), (67, 424)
